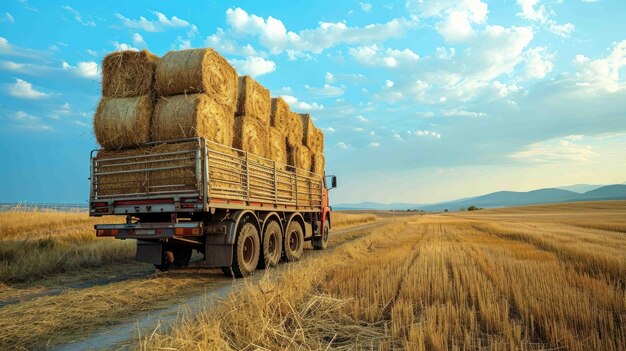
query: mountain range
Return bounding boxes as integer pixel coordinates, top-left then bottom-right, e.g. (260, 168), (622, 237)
(334, 183), (626, 211)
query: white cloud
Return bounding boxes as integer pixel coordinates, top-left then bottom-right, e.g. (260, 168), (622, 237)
(415, 130), (442, 138)
(1, 12), (15, 23)
(281, 95), (324, 111)
(62, 5), (95, 26)
(10, 111), (52, 131)
(133, 33), (147, 47)
(62, 61), (99, 79)
(230, 56), (276, 76)
(516, 0), (547, 22)
(524, 46), (554, 79)
(549, 22), (575, 37)
(220, 7), (416, 55)
(337, 142), (349, 150)
(204, 29), (259, 56)
(86, 49), (98, 56)
(385, 79), (394, 88)
(348, 45), (419, 67)
(408, 0), (488, 43)
(511, 138), (595, 163)
(0, 36), (11, 53)
(112, 41), (138, 51)
(443, 108), (486, 118)
(305, 83), (345, 97)
(369, 142), (380, 148)
(8, 78), (48, 99)
(360, 2), (372, 12)
(116, 11), (190, 32)
(572, 40), (626, 92)
(324, 127), (336, 132)
(356, 115), (369, 122)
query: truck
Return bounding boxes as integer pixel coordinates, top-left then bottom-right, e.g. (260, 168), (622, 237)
(89, 137), (336, 277)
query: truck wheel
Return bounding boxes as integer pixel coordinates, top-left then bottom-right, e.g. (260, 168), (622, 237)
(154, 245), (192, 271)
(223, 221), (260, 277)
(172, 246), (193, 268)
(259, 220), (282, 269)
(154, 247), (174, 271)
(312, 220), (329, 250)
(282, 221), (304, 262)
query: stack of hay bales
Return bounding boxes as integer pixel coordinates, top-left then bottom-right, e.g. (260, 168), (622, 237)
(93, 47), (325, 199)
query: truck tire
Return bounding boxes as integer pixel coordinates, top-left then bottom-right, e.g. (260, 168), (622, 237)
(312, 220), (329, 250)
(259, 220), (282, 269)
(282, 221), (304, 262)
(223, 221), (260, 277)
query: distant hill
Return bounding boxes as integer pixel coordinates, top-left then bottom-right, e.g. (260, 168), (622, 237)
(556, 184), (607, 193)
(334, 184), (626, 211)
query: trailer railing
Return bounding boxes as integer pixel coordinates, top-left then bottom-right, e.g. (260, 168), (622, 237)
(90, 138), (323, 209)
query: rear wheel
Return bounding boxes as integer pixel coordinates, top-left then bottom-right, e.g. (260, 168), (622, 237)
(222, 221), (260, 277)
(312, 220), (329, 250)
(282, 221), (304, 262)
(259, 220), (282, 269)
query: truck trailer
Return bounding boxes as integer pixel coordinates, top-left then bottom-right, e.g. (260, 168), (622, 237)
(89, 137), (336, 277)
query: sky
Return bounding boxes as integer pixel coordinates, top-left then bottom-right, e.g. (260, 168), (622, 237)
(0, 0), (625, 205)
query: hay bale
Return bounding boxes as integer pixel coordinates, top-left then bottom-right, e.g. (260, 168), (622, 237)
(236, 76), (270, 123)
(286, 112), (304, 148)
(102, 50), (159, 97)
(233, 116), (269, 158)
(311, 152), (325, 175)
(310, 127), (324, 154)
(156, 48), (237, 109)
(289, 145), (311, 172)
(94, 96), (152, 150)
(300, 113), (316, 147)
(270, 97), (289, 129)
(268, 127), (287, 165)
(152, 94), (234, 146)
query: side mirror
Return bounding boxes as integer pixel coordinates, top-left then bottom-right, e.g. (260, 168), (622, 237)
(331, 176), (337, 189)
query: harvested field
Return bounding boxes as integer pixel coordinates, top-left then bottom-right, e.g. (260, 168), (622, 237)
(156, 48), (238, 109)
(152, 94), (234, 145)
(236, 76), (270, 123)
(233, 115), (269, 158)
(331, 212), (379, 228)
(139, 201), (626, 351)
(93, 95), (152, 150)
(101, 49), (158, 97)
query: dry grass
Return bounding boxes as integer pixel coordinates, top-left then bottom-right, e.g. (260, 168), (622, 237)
(0, 210), (128, 282)
(141, 201), (626, 350)
(331, 212), (379, 228)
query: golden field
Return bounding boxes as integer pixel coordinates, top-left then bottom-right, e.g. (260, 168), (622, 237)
(142, 201), (626, 351)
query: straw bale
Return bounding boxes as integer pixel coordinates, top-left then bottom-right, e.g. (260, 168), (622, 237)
(156, 49), (237, 109)
(268, 127), (288, 165)
(102, 50), (159, 97)
(270, 97), (289, 130)
(311, 152), (325, 175)
(286, 112), (304, 148)
(233, 116), (269, 158)
(94, 96), (152, 150)
(152, 94), (234, 145)
(300, 113), (316, 147)
(236, 76), (270, 123)
(309, 127), (324, 154)
(289, 145), (311, 172)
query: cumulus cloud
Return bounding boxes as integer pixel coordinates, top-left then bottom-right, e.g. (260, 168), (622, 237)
(230, 56), (276, 76)
(112, 41), (138, 51)
(572, 40), (626, 92)
(62, 61), (99, 79)
(218, 7), (415, 55)
(516, 0), (547, 22)
(415, 130), (442, 138)
(116, 11), (190, 32)
(407, 0), (489, 43)
(369, 142), (380, 148)
(349, 45), (419, 67)
(132, 33), (147, 47)
(524, 47), (554, 79)
(8, 78), (49, 99)
(204, 29), (260, 56)
(62, 5), (95, 26)
(305, 83), (345, 97)
(10, 111), (52, 131)
(360, 2), (372, 12)
(281, 95), (324, 111)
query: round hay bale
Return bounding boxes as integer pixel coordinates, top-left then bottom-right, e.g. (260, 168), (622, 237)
(236, 76), (270, 123)
(270, 97), (289, 129)
(310, 127), (324, 154)
(311, 152), (325, 175)
(286, 112), (304, 148)
(156, 48), (237, 109)
(289, 145), (311, 172)
(94, 96), (152, 150)
(152, 94), (234, 146)
(233, 116), (269, 158)
(268, 127), (288, 165)
(102, 50), (159, 97)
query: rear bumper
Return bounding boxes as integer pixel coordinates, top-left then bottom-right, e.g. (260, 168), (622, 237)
(95, 221), (203, 239)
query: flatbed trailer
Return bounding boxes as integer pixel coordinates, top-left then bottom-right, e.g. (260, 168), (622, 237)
(89, 137), (336, 277)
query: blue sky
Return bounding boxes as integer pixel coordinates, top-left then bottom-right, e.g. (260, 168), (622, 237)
(0, 0), (625, 205)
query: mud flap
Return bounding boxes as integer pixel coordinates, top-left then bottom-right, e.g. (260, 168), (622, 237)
(136, 240), (162, 264)
(204, 244), (233, 267)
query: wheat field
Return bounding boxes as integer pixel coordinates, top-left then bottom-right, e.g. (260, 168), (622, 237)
(141, 201), (626, 351)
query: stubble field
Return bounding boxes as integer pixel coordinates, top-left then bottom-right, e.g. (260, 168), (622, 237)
(0, 202), (624, 350)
